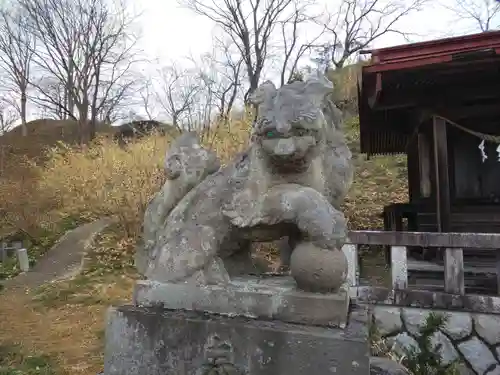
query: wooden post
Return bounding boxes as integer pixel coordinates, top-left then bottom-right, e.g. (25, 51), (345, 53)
(444, 248), (465, 294)
(0, 242), (5, 263)
(407, 136), (421, 202)
(432, 116), (451, 233)
(342, 244), (359, 288)
(496, 251), (500, 295)
(418, 133), (431, 198)
(391, 245), (408, 290)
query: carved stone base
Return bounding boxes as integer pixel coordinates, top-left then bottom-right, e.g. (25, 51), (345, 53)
(133, 276), (349, 328)
(103, 276), (369, 374)
(104, 305), (370, 375)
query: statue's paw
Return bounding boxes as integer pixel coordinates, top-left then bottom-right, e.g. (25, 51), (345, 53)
(261, 184), (347, 247)
(296, 204), (347, 248)
(222, 207), (250, 227)
(222, 190), (259, 228)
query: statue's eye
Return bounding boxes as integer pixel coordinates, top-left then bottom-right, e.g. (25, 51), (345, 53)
(266, 130), (275, 138)
(290, 126), (308, 137)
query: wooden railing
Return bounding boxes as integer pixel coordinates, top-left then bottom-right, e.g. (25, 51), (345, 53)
(342, 230), (500, 296)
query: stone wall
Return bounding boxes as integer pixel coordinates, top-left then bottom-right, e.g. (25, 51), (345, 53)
(372, 306), (500, 375)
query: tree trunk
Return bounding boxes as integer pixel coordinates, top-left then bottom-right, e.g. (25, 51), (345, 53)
(66, 56), (75, 119)
(20, 91), (27, 137)
(90, 105), (98, 141)
(78, 99), (90, 145)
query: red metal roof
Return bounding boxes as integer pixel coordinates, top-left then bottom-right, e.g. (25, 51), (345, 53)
(358, 30), (500, 155)
(363, 30), (500, 73)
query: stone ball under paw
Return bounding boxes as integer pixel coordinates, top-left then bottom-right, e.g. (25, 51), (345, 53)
(290, 242), (347, 293)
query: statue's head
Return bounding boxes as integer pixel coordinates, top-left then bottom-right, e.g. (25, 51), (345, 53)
(249, 74), (337, 170)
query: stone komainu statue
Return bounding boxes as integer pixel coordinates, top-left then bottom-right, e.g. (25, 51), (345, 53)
(137, 73), (353, 292)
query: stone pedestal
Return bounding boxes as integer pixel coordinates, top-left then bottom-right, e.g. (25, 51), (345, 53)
(103, 276), (370, 375)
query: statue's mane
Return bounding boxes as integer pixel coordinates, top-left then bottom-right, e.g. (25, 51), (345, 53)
(250, 75), (343, 134)
(321, 93), (344, 132)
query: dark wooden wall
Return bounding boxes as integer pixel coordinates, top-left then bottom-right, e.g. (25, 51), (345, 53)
(408, 124), (500, 204)
(452, 130), (500, 200)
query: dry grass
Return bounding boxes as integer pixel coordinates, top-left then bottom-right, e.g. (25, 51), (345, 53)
(0, 276), (135, 375)
(0, 225), (138, 374)
(0, 114), (252, 239)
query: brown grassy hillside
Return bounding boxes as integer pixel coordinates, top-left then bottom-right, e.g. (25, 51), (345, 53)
(0, 119), (115, 164)
(0, 119), (116, 240)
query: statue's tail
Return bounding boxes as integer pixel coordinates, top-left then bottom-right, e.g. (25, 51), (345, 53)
(136, 132), (221, 275)
(145, 224), (230, 285)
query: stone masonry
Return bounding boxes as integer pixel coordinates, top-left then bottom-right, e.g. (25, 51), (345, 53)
(372, 305), (500, 375)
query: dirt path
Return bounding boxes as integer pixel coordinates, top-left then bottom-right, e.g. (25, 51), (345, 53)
(2, 218), (113, 292)
(0, 217), (127, 375)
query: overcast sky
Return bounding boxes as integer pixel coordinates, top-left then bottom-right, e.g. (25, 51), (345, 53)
(139, 0), (469, 67)
(115, 0), (483, 125)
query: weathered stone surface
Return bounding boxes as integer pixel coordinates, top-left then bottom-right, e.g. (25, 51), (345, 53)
(372, 307), (403, 336)
(133, 277), (349, 328)
(289, 243), (347, 293)
(356, 286), (500, 315)
(430, 330), (459, 366)
(474, 315), (500, 345)
(401, 308), (426, 336)
(392, 333), (419, 356)
(458, 337), (498, 375)
(456, 363), (475, 375)
(104, 305), (369, 375)
(368, 306), (500, 375)
(139, 74), (353, 292)
(441, 311), (472, 340)
(370, 357), (409, 375)
(487, 365), (500, 375)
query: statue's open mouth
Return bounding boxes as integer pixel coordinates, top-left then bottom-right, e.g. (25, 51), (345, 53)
(259, 131), (318, 166)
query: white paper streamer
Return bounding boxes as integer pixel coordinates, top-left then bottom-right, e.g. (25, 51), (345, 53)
(479, 140), (487, 162)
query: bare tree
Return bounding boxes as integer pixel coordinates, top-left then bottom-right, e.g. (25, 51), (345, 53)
(29, 77), (68, 120)
(138, 77), (156, 121)
(315, 0), (427, 70)
(155, 64), (200, 132)
(0, 3), (35, 137)
(96, 74), (143, 125)
(19, 0), (141, 143)
(0, 95), (18, 134)
(277, 0), (325, 86)
(198, 37), (244, 125)
(443, 0), (499, 32)
(0, 95), (18, 175)
(180, 0), (307, 100)
(19, 0), (78, 120)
